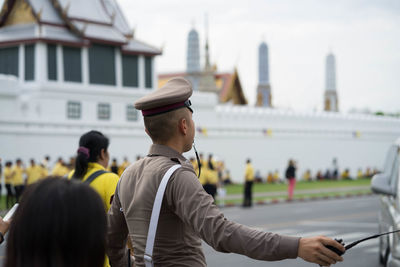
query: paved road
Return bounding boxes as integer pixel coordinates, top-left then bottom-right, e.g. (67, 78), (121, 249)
(203, 195), (380, 266)
(0, 195), (380, 266)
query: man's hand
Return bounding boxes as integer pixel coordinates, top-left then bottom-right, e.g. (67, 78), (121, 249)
(298, 236), (345, 266)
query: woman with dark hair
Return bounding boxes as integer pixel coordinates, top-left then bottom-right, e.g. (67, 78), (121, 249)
(5, 178), (106, 267)
(69, 130), (119, 211)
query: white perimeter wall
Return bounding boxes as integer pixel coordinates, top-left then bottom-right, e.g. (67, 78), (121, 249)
(1, 90), (400, 183)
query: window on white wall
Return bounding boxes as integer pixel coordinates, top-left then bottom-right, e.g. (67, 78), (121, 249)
(145, 56), (152, 88)
(67, 101), (81, 119)
(126, 104), (138, 121)
(98, 103), (111, 120)
(0, 46), (19, 77)
(89, 44), (115, 85)
(63, 46), (82, 82)
(24, 44), (35, 81)
(47, 44), (57, 81)
(122, 54), (138, 87)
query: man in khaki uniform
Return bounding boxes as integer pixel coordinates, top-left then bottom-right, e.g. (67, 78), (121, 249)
(107, 77), (344, 267)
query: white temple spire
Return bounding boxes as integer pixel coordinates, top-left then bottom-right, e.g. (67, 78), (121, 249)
(256, 40), (272, 107)
(324, 52), (339, 112)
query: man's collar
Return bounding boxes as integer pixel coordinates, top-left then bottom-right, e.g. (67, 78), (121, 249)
(148, 144), (188, 164)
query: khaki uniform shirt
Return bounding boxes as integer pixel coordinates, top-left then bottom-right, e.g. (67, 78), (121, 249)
(107, 144), (300, 267)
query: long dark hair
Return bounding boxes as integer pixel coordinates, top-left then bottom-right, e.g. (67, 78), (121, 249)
(73, 130), (109, 179)
(5, 178), (106, 267)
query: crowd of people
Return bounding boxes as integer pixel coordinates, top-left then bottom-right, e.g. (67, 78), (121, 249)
(259, 165), (379, 184)
(189, 153), (232, 201)
(0, 154), (138, 210)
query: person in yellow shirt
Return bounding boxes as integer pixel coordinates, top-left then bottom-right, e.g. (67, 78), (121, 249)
(341, 169), (351, 180)
(267, 172), (274, 183)
(357, 168), (363, 179)
(273, 169), (280, 183)
(302, 169), (312, 182)
(109, 158), (119, 175)
(68, 131), (119, 211)
(204, 154), (218, 201)
(52, 158), (69, 177)
(26, 159), (47, 185)
(41, 155), (51, 172)
(197, 153), (208, 186)
(68, 130), (119, 267)
(3, 161), (15, 208)
(117, 157), (130, 177)
(243, 158), (254, 207)
(12, 159), (25, 202)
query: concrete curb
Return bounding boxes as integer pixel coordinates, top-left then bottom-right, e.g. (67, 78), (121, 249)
(217, 191), (375, 208)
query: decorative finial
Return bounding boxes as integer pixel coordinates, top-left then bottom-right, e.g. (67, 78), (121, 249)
(62, 1), (70, 16)
(37, 6), (44, 20)
(111, 11), (116, 24)
(160, 41), (165, 53)
(132, 25), (136, 38)
(82, 23), (88, 33)
(204, 13), (210, 68)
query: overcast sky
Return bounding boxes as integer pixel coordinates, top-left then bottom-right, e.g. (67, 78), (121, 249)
(118, 0), (400, 113)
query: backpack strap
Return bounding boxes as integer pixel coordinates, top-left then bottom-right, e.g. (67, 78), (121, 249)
(144, 164), (181, 267)
(83, 170), (108, 185)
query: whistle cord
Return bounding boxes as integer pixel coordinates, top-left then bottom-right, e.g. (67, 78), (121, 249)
(193, 142), (201, 178)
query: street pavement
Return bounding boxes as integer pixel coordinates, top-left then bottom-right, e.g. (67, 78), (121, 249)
(0, 195), (380, 266)
(204, 195), (380, 266)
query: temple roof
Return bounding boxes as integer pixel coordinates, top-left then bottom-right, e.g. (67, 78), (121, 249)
(0, 0), (161, 55)
(122, 39), (162, 56)
(158, 69), (248, 105)
(0, 23), (83, 47)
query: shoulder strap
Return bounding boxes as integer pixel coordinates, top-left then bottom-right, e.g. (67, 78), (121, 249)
(83, 170), (108, 185)
(144, 164), (181, 267)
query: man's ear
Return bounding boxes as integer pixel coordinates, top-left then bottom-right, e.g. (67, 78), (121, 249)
(179, 117), (188, 135)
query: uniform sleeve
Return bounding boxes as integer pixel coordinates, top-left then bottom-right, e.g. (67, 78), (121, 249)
(107, 182), (129, 267)
(168, 170), (300, 261)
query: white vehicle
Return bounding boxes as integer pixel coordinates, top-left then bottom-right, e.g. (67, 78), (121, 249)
(371, 138), (400, 267)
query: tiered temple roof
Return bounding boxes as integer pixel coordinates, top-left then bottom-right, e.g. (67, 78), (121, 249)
(158, 68), (247, 105)
(0, 0), (161, 55)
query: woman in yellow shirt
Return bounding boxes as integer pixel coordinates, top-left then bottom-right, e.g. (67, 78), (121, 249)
(69, 130), (119, 212)
(69, 131), (119, 267)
